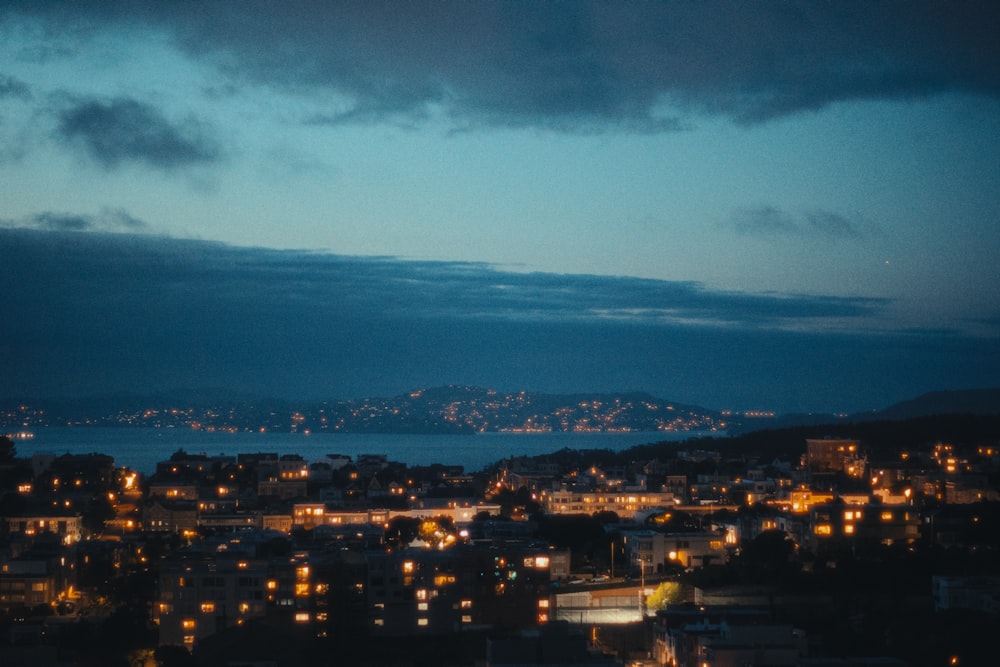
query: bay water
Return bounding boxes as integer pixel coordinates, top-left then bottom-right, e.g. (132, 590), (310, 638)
(11, 427), (713, 475)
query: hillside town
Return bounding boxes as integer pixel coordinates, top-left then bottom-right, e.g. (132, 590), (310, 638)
(0, 386), (730, 435)
(1, 417), (999, 667)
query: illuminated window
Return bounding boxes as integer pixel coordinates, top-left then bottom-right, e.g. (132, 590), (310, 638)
(538, 599), (550, 608)
(417, 602), (428, 611)
(183, 635), (195, 645)
(844, 524), (855, 535)
(374, 618), (384, 626)
(200, 602), (215, 613)
(815, 524), (832, 536)
(402, 561), (415, 574)
(294, 612), (310, 623)
(844, 511), (855, 520)
(266, 579), (278, 590)
(538, 612), (549, 623)
(415, 589), (428, 601)
(881, 511), (893, 521)
(460, 599), (472, 609)
(181, 618), (196, 630)
(534, 555), (550, 568)
(462, 615), (472, 623)
(295, 583), (310, 597)
(417, 618), (428, 627)
(238, 602), (250, 613)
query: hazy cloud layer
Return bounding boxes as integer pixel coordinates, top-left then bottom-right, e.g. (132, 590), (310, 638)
(7, 2), (999, 131)
(56, 97), (219, 169)
(728, 206), (865, 239)
(3, 209), (149, 233)
(3, 228), (995, 412)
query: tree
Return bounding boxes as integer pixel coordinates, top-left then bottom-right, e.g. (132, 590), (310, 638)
(645, 581), (685, 611)
(386, 516), (421, 546)
(0, 435), (15, 462)
(154, 645), (195, 667)
(82, 495), (116, 535)
(737, 529), (799, 584)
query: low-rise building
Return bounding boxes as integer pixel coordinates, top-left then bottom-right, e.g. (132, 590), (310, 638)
(0, 559), (57, 611)
(366, 543), (553, 636)
(143, 499), (198, 534)
(2, 509), (83, 545)
(544, 484), (677, 519)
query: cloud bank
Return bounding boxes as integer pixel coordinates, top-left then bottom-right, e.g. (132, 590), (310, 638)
(728, 206), (866, 239)
(6, 1), (999, 131)
(2, 227), (996, 413)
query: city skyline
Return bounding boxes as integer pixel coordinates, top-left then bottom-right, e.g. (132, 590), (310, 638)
(2, 3), (999, 414)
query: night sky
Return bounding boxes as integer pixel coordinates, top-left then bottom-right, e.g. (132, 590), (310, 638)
(1, 2), (998, 414)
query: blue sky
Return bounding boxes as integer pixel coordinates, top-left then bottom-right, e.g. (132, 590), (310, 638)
(1, 2), (998, 414)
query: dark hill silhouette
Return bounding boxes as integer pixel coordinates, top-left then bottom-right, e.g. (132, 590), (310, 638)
(754, 387), (1000, 432)
(495, 413), (1000, 472)
(875, 388), (1000, 420)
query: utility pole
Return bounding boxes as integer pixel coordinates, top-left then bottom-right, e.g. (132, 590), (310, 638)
(610, 539), (615, 578)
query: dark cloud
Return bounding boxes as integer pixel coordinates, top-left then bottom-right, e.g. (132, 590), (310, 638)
(4, 208), (150, 233)
(728, 206), (865, 239)
(30, 212), (91, 232)
(56, 97), (219, 169)
(3, 228), (994, 412)
(10, 1), (997, 131)
(0, 227), (886, 340)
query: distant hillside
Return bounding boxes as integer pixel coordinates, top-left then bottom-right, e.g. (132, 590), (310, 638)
(716, 412), (1000, 462)
(875, 388), (1000, 420)
(495, 412), (1000, 472)
(0, 385), (726, 435)
(747, 387), (1000, 432)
